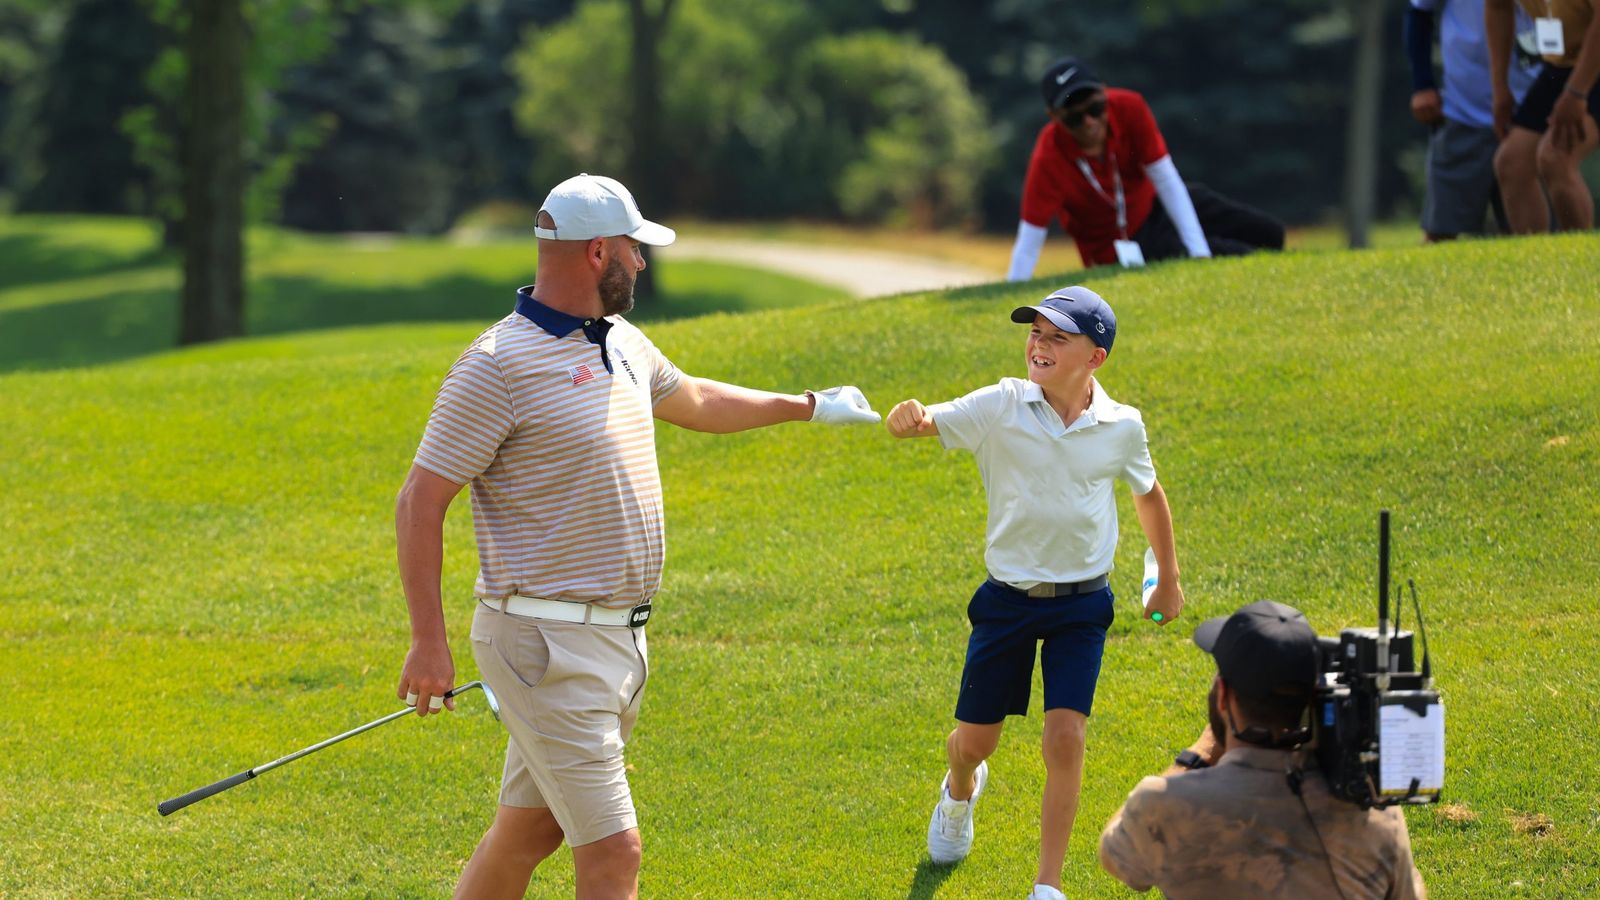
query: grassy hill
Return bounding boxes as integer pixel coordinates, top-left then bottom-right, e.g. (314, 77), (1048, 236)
(1, 223), (1597, 897)
(0, 216), (849, 373)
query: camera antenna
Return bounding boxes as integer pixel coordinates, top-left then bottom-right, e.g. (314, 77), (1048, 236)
(1409, 578), (1432, 686)
(1376, 510), (1392, 690)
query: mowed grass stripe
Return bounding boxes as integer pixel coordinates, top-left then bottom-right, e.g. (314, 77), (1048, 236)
(1, 232), (1597, 896)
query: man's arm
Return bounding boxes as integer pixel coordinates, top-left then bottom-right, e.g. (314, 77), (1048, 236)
(1486, 0), (1518, 138)
(395, 464), (465, 716)
(1404, 5), (1445, 125)
(1132, 478), (1184, 624)
(1143, 156), (1211, 258)
(653, 376), (878, 433)
(1098, 780), (1163, 893)
(1006, 220), (1049, 281)
(1548, 3), (1600, 151)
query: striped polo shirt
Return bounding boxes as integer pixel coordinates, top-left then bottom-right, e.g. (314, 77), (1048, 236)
(413, 288), (683, 607)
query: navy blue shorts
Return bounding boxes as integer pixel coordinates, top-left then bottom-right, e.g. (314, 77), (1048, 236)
(953, 578), (1114, 724)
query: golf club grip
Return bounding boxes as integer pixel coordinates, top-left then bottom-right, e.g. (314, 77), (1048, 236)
(158, 769), (256, 816)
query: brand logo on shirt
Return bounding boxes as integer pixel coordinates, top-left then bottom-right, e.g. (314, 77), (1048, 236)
(570, 364), (595, 386)
(1055, 66), (1077, 85)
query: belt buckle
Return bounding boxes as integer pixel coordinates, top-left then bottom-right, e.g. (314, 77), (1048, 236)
(1027, 584), (1054, 599)
(627, 602), (652, 628)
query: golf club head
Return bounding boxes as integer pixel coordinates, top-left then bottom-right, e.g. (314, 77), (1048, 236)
(448, 680), (501, 721)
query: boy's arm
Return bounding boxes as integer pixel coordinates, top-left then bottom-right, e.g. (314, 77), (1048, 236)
(886, 398), (941, 438)
(1132, 479), (1184, 624)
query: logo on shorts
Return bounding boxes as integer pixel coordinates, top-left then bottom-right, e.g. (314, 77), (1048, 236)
(570, 364), (595, 386)
(628, 603), (652, 628)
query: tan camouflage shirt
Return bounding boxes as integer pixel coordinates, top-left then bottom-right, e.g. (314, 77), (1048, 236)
(1099, 747), (1426, 899)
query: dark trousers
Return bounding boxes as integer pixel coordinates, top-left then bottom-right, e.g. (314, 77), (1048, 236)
(1135, 182), (1285, 262)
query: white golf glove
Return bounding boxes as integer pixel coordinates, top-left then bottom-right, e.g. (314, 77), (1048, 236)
(808, 386), (881, 424)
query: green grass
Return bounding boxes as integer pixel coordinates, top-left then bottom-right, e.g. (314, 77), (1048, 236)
(2, 222), (1599, 897)
(0, 216), (849, 373)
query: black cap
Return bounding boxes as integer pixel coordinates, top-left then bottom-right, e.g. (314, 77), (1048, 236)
(1011, 285), (1116, 353)
(1040, 57), (1103, 110)
(1193, 601), (1319, 700)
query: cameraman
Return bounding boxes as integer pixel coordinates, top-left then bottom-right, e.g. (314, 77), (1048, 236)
(1098, 601), (1427, 898)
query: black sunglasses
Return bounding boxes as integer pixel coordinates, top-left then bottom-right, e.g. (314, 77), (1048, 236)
(1059, 99), (1108, 127)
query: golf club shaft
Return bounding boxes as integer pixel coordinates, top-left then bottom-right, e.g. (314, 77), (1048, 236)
(157, 682), (483, 816)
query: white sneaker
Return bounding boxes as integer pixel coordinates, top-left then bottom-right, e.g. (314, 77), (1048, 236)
(926, 761), (988, 864)
(1028, 885), (1068, 900)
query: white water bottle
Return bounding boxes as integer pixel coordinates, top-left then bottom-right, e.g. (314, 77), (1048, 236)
(1141, 547), (1160, 611)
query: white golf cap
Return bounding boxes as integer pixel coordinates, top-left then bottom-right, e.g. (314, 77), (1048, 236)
(533, 173), (675, 246)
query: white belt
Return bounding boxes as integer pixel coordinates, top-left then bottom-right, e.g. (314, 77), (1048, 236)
(484, 596), (647, 627)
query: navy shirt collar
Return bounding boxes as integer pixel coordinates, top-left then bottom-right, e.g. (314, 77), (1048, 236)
(515, 285), (605, 339)
(515, 285), (615, 373)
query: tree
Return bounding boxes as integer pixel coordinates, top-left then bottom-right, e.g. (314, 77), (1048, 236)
(178, 0), (246, 344)
(1342, 0), (1384, 248)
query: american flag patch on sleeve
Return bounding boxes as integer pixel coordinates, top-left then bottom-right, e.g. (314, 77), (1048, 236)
(570, 364), (595, 386)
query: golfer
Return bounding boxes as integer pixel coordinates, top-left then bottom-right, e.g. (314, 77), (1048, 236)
(885, 285), (1183, 900)
(394, 173), (880, 900)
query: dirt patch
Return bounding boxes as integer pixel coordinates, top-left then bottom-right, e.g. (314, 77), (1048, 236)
(1510, 812), (1554, 837)
(1436, 802), (1479, 824)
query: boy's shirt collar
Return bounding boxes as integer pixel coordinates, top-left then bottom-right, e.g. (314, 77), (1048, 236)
(1023, 377), (1113, 433)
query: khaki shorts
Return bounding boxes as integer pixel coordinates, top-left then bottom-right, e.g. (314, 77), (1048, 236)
(469, 602), (648, 847)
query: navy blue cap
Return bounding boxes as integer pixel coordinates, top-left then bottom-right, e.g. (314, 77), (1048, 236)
(1011, 285), (1116, 353)
(1041, 57), (1104, 110)
(1193, 601), (1320, 700)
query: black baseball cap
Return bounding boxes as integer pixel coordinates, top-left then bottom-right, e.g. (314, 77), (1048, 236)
(1041, 57), (1104, 110)
(1193, 601), (1320, 700)
(1011, 285), (1116, 353)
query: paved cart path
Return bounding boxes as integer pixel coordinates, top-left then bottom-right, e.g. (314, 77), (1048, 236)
(658, 236), (996, 298)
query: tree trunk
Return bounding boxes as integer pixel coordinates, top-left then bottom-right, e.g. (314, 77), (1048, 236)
(626, 0), (675, 300)
(1342, 0), (1384, 249)
(179, 0), (247, 345)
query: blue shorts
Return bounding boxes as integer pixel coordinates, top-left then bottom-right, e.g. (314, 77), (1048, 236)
(953, 578), (1114, 724)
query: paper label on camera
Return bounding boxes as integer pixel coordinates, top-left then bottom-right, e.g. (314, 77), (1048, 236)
(1378, 698), (1445, 796)
(1535, 18), (1564, 55)
(1114, 240), (1146, 268)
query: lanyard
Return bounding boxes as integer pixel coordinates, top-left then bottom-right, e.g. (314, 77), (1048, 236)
(1074, 152), (1127, 239)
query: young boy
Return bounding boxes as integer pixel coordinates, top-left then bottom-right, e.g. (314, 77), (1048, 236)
(885, 285), (1183, 900)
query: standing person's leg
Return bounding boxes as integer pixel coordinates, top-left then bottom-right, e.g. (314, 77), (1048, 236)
(1184, 183), (1285, 255)
(468, 605), (650, 898)
(1033, 585), (1114, 893)
(1535, 112), (1599, 231)
(946, 721), (1003, 800)
(1498, 63), (1570, 233)
(1036, 709), (1088, 889)
(929, 580), (1033, 863)
(1494, 128), (1550, 231)
(1422, 120), (1505, 241)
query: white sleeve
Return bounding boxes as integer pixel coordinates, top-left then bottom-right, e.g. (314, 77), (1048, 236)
(1145, 155), (1211, 258)
(1006, 220), (1049, 281)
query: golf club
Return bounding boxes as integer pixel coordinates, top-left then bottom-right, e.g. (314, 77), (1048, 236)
(157, 680), (500, 817)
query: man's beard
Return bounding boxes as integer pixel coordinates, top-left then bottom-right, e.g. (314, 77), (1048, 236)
(599, 255), (636, 316)
(1208, 680), (1228, 744)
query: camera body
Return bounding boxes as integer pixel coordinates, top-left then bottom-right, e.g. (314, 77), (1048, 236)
(1309, 512), (1444, 809)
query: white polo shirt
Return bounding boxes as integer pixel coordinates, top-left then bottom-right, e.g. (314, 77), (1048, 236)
(929, 376), (1156, 587)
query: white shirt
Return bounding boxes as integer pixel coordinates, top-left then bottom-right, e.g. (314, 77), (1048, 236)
(929, 376), (1156, 587)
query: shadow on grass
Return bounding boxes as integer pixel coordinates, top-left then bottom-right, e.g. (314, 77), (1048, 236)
(0, 232), (170, 293)
(904, 858), (958, 899)
(0, 271), (811, 374)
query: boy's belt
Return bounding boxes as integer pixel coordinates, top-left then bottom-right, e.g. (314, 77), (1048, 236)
(988, 574), (1109, 599)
